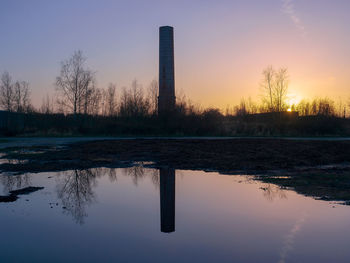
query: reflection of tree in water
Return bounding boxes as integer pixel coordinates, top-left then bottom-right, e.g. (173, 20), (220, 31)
(56, 168), (103, 225)
(56, 167), (161, 224)
(260, 184), (287, 202)
(150, 169), (160, 188)
(0, 173), (31, 193)
(107, 168), (118, 182)
(121, 166), (145, 186)
(121, 166), (159, 187)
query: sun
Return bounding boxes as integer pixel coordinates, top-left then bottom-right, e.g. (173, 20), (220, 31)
(287, 91), (303, 112)
(288, 96), (302, 106)
(288, 91), (303, 106)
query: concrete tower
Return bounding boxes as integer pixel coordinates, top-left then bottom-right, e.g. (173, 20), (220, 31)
(158, 26), (175, 115)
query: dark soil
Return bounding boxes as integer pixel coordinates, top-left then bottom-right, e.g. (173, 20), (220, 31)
(2, 139), (350, 173)
(10, 186), (44, 195)
(0, 186), (44, 203)
(0, 195), (18, 203)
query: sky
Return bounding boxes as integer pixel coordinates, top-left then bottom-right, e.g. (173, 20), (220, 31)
(0, 0), (349, 109)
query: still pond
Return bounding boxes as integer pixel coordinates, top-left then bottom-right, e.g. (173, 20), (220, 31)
(1, 167), (349, 263)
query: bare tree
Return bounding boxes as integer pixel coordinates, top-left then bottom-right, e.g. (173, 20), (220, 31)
(234, 98), (248, 116)
(296, 99), (311, 116)
(81, 70), (96, 115)
(296, 98), (336, 116)
(274, 68), (289, 112)
(175, 89), (187, 115)
(104, 83), (117, 116)
(40, 94), (55, 114)
(317, 98), (335, 116)
(55, 50), (95, 115)
(86, 87), (102, 115)
(335, 97), (346, 118)
(261, 66), (275, 112)
(260, 66), (289, 112)
(233, 97), (258, 116)
(119, 80), (150, 117)
(148, 79), (158, 115)
(0, 71), (14, 111)
(13, 81), (30, 112)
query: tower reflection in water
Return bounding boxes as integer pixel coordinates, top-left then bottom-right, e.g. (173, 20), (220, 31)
(159, 168), (175, 233)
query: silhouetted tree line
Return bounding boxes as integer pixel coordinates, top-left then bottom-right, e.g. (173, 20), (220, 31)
(230, 96), (344, 118)
(0, 71), (33, 113)
(1, 53), (350, 136)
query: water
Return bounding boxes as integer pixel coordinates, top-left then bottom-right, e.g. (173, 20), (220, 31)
(0, 167), (349, 263)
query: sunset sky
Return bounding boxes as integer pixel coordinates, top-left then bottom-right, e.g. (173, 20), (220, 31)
(0, 0), (349, 109)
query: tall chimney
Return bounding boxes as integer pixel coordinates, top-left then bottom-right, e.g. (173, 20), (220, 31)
(158, 26), (175, 115)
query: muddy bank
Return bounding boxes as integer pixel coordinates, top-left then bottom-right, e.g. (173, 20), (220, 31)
(1, 138), (350, 173)
(1, 138), (350, 204)
(0, 186), (44, 203)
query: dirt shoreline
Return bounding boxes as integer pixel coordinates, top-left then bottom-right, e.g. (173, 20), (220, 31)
(1, 138), (350, 204)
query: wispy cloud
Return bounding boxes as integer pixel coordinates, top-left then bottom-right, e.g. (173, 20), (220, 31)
(281, 0), (307, 36)
(278, 214), (307, 263)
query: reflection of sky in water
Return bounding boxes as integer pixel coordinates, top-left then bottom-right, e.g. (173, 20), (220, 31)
(0, 158), (29, 165)
(1, 168), (350, 263)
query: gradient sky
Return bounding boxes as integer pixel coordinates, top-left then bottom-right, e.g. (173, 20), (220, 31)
(0, 0), (349, 108)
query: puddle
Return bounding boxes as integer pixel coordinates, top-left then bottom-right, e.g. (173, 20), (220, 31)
(0, 167), (350, 263)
